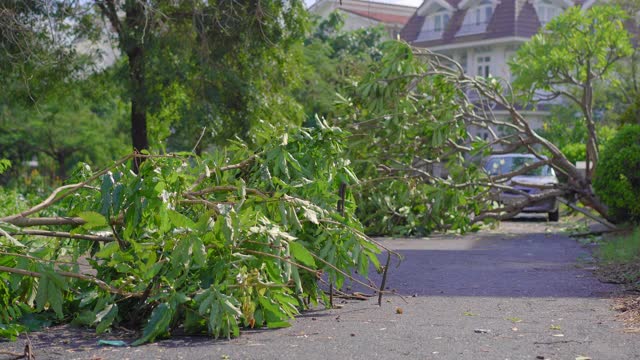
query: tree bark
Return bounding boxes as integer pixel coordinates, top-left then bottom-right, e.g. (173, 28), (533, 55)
(96, 0), (149, 172)
(583, 63), (599, 181)
(56, 151), (66, 180)
(124, 1), (149, 171)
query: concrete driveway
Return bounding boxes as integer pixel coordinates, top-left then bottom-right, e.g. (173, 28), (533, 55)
(1, 218), (638, 359)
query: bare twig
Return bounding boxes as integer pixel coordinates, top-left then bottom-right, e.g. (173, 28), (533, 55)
(378, 251), (391, 306)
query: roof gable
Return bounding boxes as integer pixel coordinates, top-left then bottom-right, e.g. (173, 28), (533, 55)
(400, 0), (593, 47)
(416, 0), (455, 15)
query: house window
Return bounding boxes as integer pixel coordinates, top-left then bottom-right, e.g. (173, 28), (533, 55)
(535, 0), (561, 25)
(473, 7), (492, 25)
(418, 8), (452, 41)
(434, 13), (450, 32)
(477, 56), (491, 77)
(457, 0), (495, 36)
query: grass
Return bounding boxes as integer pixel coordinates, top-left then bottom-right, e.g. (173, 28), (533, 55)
(596, 228), (640, 328)
(598, 228), (640, 265)
(595, 228), (640, 293)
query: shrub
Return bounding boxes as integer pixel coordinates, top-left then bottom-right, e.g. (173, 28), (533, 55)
(561, 143), (586, 164)
(593, 125), (640, 223)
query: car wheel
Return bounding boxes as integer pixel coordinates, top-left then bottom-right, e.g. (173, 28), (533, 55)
(548, 209), (559, 222)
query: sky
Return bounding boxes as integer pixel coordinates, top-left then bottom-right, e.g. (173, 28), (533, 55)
(305, 0), (423, 8)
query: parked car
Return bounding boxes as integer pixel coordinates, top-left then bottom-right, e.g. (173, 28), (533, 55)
(483, 154), (560, 221)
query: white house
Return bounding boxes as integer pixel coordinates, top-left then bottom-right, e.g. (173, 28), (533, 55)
(309, 0), (417, 39)
(400, 0), (595, 139)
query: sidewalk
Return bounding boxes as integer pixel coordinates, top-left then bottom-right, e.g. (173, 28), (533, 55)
(1, 219), (638, 359)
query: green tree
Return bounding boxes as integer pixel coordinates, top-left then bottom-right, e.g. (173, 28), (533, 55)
(0, 69), (129, 181)
(2, 1), (309, 164)
(94, 0), (308, 157)
(296, 12), (385, 121)
(510, 5), (633, 180)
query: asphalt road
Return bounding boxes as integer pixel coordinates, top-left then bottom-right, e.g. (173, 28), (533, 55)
(1, 218), (638, 360)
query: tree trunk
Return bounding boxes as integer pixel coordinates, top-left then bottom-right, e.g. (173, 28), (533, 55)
(127, 45), (148, 154)
(56, 152), (66, 180)
(123, 0), (149, 172)
(583, 65), (599, 181)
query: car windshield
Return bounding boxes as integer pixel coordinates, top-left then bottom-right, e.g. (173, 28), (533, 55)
(484, 156), (554, 176)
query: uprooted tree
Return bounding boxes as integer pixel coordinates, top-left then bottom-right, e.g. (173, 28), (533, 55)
(336, 5), (632, 234)
(0, 4), (634, 345)
(0, 123), (396, 343)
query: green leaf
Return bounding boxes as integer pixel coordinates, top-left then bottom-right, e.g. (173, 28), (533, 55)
(94, 242), (119, 259)
(99, 174), (114, 215)
(289, 242), (316, 267)
(0, 323), (25, 341)
(132, 303), (173, 346)
(168, 210), (196, 229)
(258, 297), (285, 319)
(35, 271), (65, 319)
(79, 211), (108, 229)
(266, 321), (291, 329)
(97, 340), (128, 347)
(95, 304), (118, 334)
(191, 237), (206, 267)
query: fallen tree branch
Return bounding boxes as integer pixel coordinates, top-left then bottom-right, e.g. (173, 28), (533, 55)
(6, 230), (114, 242)
(0, 154), (135, 223)
(0, 266), (142, 297)
(558, 198), (617, 230)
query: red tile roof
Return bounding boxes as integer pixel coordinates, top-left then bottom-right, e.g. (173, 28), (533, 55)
(342, 8), (413, 25)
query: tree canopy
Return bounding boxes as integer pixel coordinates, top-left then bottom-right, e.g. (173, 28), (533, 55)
(510, 5), (633, 178)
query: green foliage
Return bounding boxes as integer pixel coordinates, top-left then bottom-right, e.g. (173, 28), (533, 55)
(560, 143), (586, 164)
(1, 0), (311, 159)
(593, 125), (640, 223)
(511, 5), (632, 100)
(0, 159), (10, 174)
(0, 66), (129, 182)
(109, 0), (310, 152)
(537, 105), (618, 164)
(295, 12), (386, 122)
(331, 41), (489, 235)
(0, 123), (381, 344)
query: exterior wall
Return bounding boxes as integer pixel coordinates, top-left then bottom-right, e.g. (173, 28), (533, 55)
(440, 42), (520, 80)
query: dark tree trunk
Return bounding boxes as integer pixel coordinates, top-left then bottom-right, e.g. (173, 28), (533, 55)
(127, 45), (148, 154)
(123, 1), (149, 172)
(95, 1), (151, 173)
(56, 152), (66, 180)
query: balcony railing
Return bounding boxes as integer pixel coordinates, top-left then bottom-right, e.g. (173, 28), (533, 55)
(455, 21), (490, 37)
(415, 29), (444, 42)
